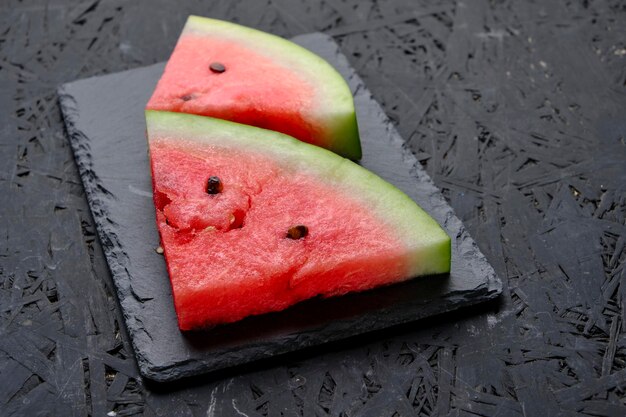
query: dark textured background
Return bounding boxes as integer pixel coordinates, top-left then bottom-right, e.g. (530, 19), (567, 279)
(1, 0), (625, 416)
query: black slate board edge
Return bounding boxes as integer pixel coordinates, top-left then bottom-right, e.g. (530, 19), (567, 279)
(57, 89), (146, 368)
(139, 273), (500, 381)
(58, 33), (502, 382)
(143, 286), (500, 381)
(58, 88), (164, 381)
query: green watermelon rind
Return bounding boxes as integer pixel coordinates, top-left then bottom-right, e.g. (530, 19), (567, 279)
(182, 15), (362, 160)
(146, 110), (451, 277)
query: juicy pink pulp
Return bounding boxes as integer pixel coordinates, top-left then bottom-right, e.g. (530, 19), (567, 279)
(150, 138), (410, 330)
(147, 34), (325, 148)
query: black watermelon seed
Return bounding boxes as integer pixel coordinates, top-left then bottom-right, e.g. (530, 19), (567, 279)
(206, 176), (223, 194)
(181, 94), (193, 101)
(286, 225), (308, 240)
(209, 62), (226, 73)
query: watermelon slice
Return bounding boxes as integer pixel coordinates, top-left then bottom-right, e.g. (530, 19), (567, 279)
(147, 16), (362, 160)
(147, 110), (451, 330)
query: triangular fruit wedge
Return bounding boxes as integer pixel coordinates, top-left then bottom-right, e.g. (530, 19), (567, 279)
(146, 110), (451, 330)
(147, 16), (362, 160)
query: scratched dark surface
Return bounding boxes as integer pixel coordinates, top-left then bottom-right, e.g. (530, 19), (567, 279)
(1, 0), (625, 416)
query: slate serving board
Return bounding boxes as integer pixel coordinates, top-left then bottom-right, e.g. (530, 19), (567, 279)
(58, 33), (501, 382)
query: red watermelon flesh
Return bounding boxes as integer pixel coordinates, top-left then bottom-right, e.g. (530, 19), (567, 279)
(147, 111), (451, 330)
(148, 36), (316, 147)
(147, 16), (362, 160)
